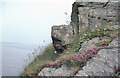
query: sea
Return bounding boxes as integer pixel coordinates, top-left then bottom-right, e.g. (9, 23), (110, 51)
(2, 42), (40, 76)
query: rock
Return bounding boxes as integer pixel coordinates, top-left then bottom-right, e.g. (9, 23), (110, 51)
(39, 36), (119, 76)
(71, 2), (79, 34)
(108, 36), (120, 47)
(51, 25), (75, 52)
(76, 48), (119, 76)
(108, 36), (120, 66)
(38, 68), (55, 76)
(48, 0), (120, 76)
(38, 65), (74, 76)
(71, 1), (120, 33)
(51, 1), (120, 52)
(76, 37), (119, 76)
(53, 65), (74, 76)
(112, 25), (120, 29)
(79, 37), (100, 53)
(76, 0), (119, 2)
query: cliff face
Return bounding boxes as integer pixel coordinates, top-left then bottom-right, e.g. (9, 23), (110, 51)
(76, 36), (120, 76)
(38, 1), (120, 76)
(72, 1), (119, 33)
(51, 1), (119, 53)
(21, 1), (120, 76)
(39, 36), (120, 76)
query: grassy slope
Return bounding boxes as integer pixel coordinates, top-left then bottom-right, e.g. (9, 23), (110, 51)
(21, 25), (120, 76)
(21, 45), (59, 76)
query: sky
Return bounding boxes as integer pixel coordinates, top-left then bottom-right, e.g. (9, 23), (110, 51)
(0, 0), (75, 45)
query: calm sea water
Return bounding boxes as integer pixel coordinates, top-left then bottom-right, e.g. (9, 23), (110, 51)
(2, 42), (38, 76)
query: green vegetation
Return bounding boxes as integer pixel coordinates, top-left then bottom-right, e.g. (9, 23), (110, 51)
(63, 25), (119, 55)
(21, 45), (59, 76)
(46, 46), (118, 75)
(21, 25), (119, 76)
(55, 25), (119, 74)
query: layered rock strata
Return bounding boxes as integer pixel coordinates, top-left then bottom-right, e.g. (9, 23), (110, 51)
(51, 1), (119, 52)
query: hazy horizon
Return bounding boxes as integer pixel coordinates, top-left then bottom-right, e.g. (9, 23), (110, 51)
(0, 0), (75, 46)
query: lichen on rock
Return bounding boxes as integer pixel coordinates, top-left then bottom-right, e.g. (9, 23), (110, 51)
(38, 65), (74, 76)
(76, 36), (120, 76)
(51, 25), (75, 53)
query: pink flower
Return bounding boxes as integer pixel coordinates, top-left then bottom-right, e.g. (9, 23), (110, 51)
(90, 55), (95, 58)
(81, 64), (84, 66)
(46, 46), (118, 68)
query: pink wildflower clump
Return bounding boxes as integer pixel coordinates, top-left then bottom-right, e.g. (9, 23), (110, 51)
(46, 46), (119, 68)
(46, 61), (64, 67)
(114, 65), (120, 75)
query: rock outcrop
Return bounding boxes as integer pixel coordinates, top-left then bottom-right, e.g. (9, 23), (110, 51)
(76, 36), (120, 76)
(38, 36), (119, 76)
(51, 0), (120, 52)
(51, 25), (75, 52)
(41, 0), (120, 76)
(38, 65), (74, 76)
(71, 0), (120, 33)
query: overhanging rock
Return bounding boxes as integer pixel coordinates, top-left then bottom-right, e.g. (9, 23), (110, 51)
(51, 25), (75, 52)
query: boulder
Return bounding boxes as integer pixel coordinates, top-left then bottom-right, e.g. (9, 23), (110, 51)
(38, 65), (74, 76)
(53, 65), (74, 76)
(38, 68), (55, 76)
(51, 25), (75, 52)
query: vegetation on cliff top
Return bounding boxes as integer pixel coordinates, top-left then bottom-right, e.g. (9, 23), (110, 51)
(21, 25), (119, 76)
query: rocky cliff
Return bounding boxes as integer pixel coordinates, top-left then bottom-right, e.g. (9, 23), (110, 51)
(38, 0), (120, 76)
(76, 36), (120, 76)
(39, 36), (120, 76)
(51, 0), (120, 53)
(72, 0), (119, 33)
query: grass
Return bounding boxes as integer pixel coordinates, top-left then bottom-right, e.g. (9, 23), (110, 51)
(21, 44), (59, 76)
(95, 28), (120, 46)
(46, 25), (120, 74)
(45, 46), (119, 75)
(21, 25), (120, 76)
(62, 25), (119, 55)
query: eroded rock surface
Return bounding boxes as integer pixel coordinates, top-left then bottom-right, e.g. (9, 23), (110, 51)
(38, 65), (74, 76)
(51, 25), (75, 52)
(38, 36), (119, 76)
(79, 37), (100, 53)
(71, 1), (120, 33)
(76, 37), (119, 76)
(51, 1), (119, 52)
(42, 0), (120, 76)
